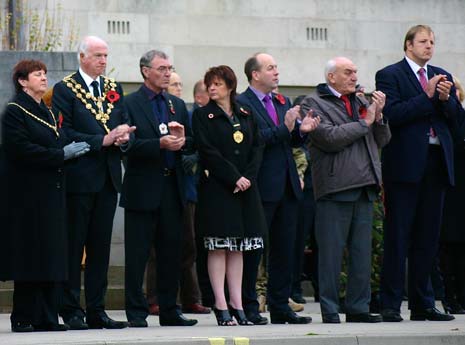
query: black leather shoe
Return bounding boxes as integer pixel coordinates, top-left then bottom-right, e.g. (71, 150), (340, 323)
(443, 301), (465, 315)
(246, 312), (268, 325)
(159, 311), (198, 326)
(270, 310), (312, 324)
(381, 309), (403, 322)
(34, 323), (70, 332)
(410, 307), (455, 321)
(11, 322), (34, 332)
(64, 316), (89, 330)
(87, 315), (128, 329)
(291, 294), (307, 304)
(322, 313), (340, 323)
(346, 313), (382, 323)
(128, 319), (148, 328)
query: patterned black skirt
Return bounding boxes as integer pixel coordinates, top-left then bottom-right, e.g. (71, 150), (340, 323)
(204, 237), (264, 252)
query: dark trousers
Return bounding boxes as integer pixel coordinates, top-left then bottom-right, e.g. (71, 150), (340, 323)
(315, 189), (373, 315)
(440, 243), (465, 308)
(291, 186), (316, 297)
(61, 177), (117, 320)
(11, 281), (61, 327)
(381, 146), (447, 312)
(145, 201), (201, 305)
(243, 182), (299, 314)
(125, 175), (184, 321)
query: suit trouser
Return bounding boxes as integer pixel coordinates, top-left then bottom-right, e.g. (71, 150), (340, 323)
(61, 177), (117, 320)
(125, 175), (183, 321)
(381, 146), (447, 312)
(145, 201), (201, 305)
(315, 189), (373, 315)
(243, 182), (299, 315)
(12, 281), (61, 327)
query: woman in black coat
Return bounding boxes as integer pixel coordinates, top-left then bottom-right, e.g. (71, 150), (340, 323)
(1, 60), (89, 332)
(192, 65), (266, 326)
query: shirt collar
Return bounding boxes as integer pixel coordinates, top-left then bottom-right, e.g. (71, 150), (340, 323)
(405, 55), (429, 78)
(79, 67), (100, 89)
(327, 84), (342, 98)
(250, 86), (272, 103)
(141, 84), (165, 100)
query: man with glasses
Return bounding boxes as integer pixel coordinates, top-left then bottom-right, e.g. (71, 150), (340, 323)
(120, 49), (197, 327)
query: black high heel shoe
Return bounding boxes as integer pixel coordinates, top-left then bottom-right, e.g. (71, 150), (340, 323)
(228, 306), (254, 326)
(213, 308), (236, 326)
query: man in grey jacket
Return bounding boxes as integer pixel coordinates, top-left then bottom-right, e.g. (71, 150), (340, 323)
(300, 57), (391, 324)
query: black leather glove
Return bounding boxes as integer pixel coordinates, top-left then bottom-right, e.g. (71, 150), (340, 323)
(63, 142), (90, 160)
(182, 153), (199, 175)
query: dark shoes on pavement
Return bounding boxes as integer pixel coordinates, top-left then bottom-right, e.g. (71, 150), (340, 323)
(322, 313), (341, 323)
(11, 322), (34, 332)
(12, 321), (69, 332)
(64, 316), (89, 330)
(128, 319), (148, 328)
(410, 307), (455, 321)
(346, 313), (382, 323)
(245, 312), (268, 325)
(159, 310), (198, 326)
(270, 310), (312, 324)
(381, 309), (403, 322)
(86, 314), (128, 329)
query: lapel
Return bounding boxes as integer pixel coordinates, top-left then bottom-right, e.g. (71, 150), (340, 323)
(136, 87), (162, 136)
(244, 87), (275, 127)
(400, 58), (424, 94)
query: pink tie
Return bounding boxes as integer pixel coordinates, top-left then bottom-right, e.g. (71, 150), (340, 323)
(418, 68), (436, 138)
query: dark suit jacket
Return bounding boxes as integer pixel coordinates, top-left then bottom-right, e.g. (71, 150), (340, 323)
(119, 86), (192, 211)
(52, 71), (127, 193)
(237, 87), (303, 202)
(375, 58), (463, 185)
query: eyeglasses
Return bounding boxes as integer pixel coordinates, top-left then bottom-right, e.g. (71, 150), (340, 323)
(145, 65), (175, 73)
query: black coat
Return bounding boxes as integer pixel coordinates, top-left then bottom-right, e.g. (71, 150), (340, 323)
(1, 92), (68, 281)
(120, 87), (193, 210)
(192, 101), (266, 238)
(52, 71), (127, 193)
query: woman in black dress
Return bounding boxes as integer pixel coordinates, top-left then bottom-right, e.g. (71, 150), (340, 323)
(1, 59), (89, 332)
(192, 65), (266, 326)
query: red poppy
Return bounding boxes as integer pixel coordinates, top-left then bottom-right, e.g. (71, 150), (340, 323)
(106, 90), (120, 103)
(58, 113), (64, 128)
(358, 105), (367, 119)
(275, 93), (286, 105)
(168, 100), (176, 115)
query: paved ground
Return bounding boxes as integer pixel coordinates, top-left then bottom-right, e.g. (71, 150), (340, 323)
(0, 302), (464, 345)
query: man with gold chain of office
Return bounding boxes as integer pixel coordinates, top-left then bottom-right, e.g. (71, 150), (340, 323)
(52, 35), (135, 330)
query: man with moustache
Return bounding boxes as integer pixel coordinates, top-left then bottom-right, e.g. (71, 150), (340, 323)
(376, 25), (463, 322)
(52, 35), (133, 330)
(120, 49), (197, 327)
(237, 52), (319, 324)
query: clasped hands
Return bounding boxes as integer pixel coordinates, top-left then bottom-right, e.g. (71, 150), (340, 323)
(233, 176), (251, 194)
(159, 121), (186, 151)
(103, 124), (137, 147)
(284, 105), (321, 133)
(424, 74), (452, 101)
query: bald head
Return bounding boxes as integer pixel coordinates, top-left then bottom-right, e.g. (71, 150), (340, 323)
(78, 36), (109, 79)
(167, 72), (183, 98)
(244, 52), (279, 93)
(325, 57), (358, 95)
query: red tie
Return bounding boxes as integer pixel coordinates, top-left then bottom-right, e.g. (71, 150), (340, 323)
(340, 95), (352, 117)
(418, 68), (437, 138)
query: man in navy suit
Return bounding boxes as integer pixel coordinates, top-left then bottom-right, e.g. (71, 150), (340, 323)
(237, 53), (319, 324)
(120, 50), (197, 328)
(376, 25), (463, 322)
(52, 36), (133, 330)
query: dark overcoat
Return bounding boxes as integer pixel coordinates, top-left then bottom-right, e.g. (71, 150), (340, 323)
(192, 100), (266, 238)
(1, 91), (68, 281)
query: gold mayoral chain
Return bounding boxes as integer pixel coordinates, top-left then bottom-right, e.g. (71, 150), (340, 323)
(63, 73), (118, 133)
(8, 102), (59, 138)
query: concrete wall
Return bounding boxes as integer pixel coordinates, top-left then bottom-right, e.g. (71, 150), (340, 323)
(18, 0), (465, 102)
(0, 51), (125, 266)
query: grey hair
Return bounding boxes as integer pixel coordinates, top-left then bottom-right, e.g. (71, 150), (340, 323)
(139, 50), (169, 79)
(324, 59), (337, 83)
(77, 36), (108, 62)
